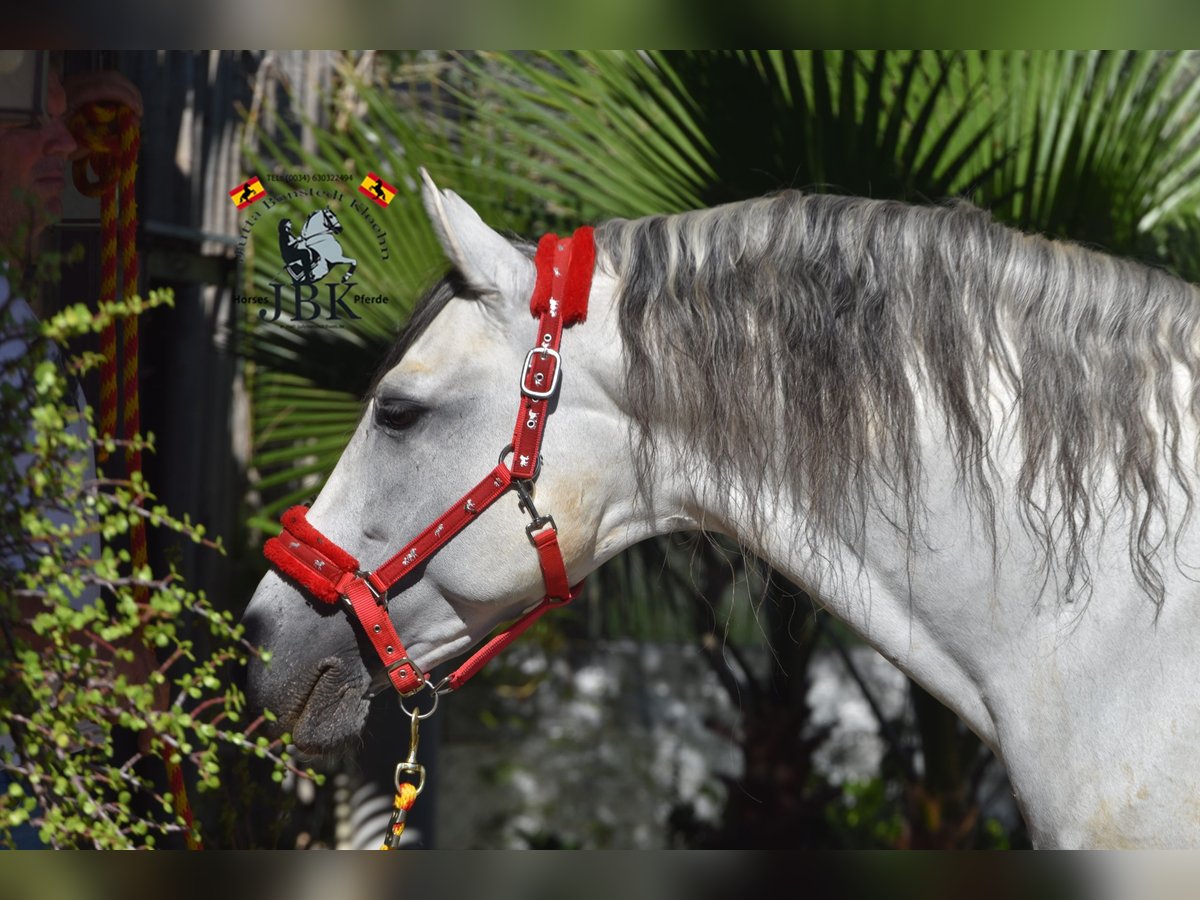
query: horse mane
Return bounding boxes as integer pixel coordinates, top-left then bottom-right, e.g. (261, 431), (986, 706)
(595, 191), (1200, 608)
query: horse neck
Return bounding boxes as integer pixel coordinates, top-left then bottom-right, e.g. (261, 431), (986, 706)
(583, 249), (1007, 749)
(587, 212), (1200, 843)
(581, 264), (872, 571)
(633, 381), (1006, 752)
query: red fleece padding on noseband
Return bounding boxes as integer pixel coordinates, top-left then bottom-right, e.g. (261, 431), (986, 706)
(280, 506), (359, 572)
(529, 226), (594, 327)
(263, 536), (341, 603)
(263, 506), (362, 604)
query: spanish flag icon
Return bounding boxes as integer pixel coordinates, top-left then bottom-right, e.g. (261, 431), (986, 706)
(359, 172), (397, 208)
(229, 177), (266, 209)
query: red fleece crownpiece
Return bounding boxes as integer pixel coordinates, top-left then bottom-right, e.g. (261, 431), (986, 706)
(530, 226), (594, 327)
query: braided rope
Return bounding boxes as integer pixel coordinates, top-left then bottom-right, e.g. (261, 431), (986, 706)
(97, 183), (118, 462)
(71, 100), (201, 850)
(116, 109), (146, 597)
(74, 104), (121, 461)
(380, 783), (419, 850)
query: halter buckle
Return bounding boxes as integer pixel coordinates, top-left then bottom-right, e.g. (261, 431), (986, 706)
(360, 571), (383, 601)
(339, 570), (384, 611)
(360, 658), (424, 701)
(520, 347), (561, 400)
(388, 656), (426, 696)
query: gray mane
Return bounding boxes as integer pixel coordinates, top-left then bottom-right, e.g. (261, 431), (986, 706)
(595, 191), (1200, 607)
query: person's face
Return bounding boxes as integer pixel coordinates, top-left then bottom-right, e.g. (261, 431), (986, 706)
(0, 71), (76, 249)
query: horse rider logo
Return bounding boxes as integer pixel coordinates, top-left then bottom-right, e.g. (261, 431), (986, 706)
(277, 207), (358, 284)
(232, 179), (391, 324)
(229, 176), (267, 209)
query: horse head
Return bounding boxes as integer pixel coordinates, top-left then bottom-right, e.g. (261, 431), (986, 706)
(242, 172), (657, 755)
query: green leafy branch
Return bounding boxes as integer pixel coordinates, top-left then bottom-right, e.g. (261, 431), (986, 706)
(0, 290), (318, 849)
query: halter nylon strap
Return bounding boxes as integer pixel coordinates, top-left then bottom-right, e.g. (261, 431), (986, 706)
(263, 226), (595, 696)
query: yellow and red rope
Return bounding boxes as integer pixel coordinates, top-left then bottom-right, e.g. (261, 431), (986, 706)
(71, 101), (200, 850)
(381, 782), (420, 849)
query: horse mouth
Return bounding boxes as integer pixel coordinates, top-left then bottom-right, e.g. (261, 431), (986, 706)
(282, 657), (370, 757)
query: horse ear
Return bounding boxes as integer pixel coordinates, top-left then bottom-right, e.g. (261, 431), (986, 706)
(419, 168), (534, 305)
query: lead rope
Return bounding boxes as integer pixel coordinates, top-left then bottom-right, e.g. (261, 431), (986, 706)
(381, 708), (425, 849)
(71, 102), (201, 850)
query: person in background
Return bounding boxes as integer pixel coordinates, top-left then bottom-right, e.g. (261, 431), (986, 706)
(0, 55), (150, 848)
(0, 61), (143, 281)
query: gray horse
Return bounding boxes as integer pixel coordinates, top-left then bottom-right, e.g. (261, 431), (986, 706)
(245, 170), (1200, 847)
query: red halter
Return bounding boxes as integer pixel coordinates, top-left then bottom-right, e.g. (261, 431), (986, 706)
(263, 228), (595, 697)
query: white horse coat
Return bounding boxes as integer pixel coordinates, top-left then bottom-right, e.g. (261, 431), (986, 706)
(244, 172), (1200, 847)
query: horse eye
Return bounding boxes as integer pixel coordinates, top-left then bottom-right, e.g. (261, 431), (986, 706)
(374, 400), (425, 433)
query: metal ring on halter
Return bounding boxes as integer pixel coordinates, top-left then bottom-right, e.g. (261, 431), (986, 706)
(498, 443), (542, 481)
(398, 681), (441, 720)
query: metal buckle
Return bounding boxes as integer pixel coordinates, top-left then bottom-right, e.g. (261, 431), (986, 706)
(360, 571), (383, 602)
(388, 656), (427, 696)
(520, 347), (561, 400)
(339, 571), (383, 613)
(363, 656), (427, 700)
